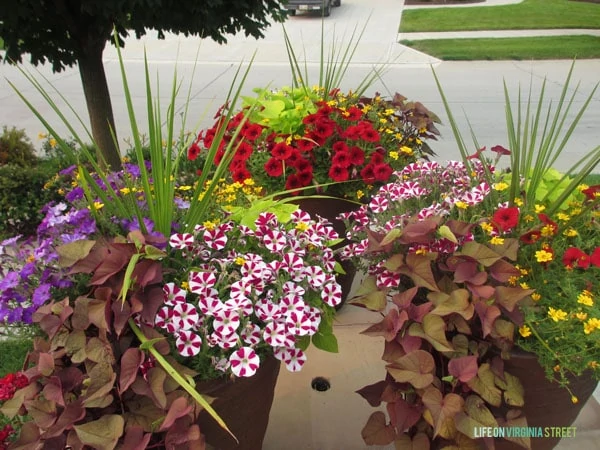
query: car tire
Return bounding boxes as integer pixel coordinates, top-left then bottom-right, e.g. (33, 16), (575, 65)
(333, 0), (341, 6)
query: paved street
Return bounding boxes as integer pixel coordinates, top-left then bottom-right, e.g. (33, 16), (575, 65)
(1, 0), (599, 171)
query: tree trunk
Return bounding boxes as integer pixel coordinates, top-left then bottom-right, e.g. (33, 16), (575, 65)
(78, 45), (122, 171)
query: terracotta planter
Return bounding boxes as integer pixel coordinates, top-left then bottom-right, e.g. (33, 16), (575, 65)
(196, 355), (281, 450)
(495, 347), (597, 450)
(294, 197), (359, 306)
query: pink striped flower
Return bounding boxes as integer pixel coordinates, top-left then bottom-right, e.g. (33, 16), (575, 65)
(229, 347), (260, 377)
(156, 306), (178, 333)
(211, 329), (239, 350)
(255, 299), (283, 322)
(224, 297), (253, 316)
(282, 348), (307, 372)
(263, 321), (290, 347)
(261, 229), (287, 253)
(369, 195), (389, 213)
(321, 281), (342, 307)
(176, 330), (202, 357)
(188, 271), (217, 294)
(212, 309), (241, 335)
(241, 323), (262, 346)
(203, 228), (227, 250)
(285, 310), (313, 336)
(280, 295), (306, 317)
(172, 303), (200, 331)
(304, 265), (327, 289)
(197, 292), (224, 316)
(169, 233), (194, 250)
(163, 283), (187, 306)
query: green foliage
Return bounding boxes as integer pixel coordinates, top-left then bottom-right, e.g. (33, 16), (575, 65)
(0, 164), (62, 238)
(400, 35), (600, 61)
(400, 0), (600, 32)
(0, 337), (33, 377)
(0, 126), (37, 167)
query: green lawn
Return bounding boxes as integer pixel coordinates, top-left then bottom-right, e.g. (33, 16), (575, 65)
(400, 0), (600, 32)
(401, 35), (600, 60)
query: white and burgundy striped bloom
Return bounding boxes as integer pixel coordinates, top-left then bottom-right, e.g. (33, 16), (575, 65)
(188, 271), (217, 294)
(263, 321), (290, 347)
(176, 330), (202, 357)
(255, 299), (283, 322)
(197, 293), (224, 316)
(321, 281), (342, 307)
(241, 323), (262, 346)
(203, 228), (227, 250)
(281, 348), (307, 372)
(304, 265), (327, 289)
(229, 347), (260, 377)
(155, 306), (177, 333)
(212, 308), (241, 335)
(261, 229), (287, 253)
(163, 283), (187, 306)
(169, 233), (194, 250)
(285, 310), (313, 336)
(172, 303), (200, 331)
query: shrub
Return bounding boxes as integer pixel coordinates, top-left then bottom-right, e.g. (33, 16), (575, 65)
(0, 127), (37, 168)
(0, 164), (62, 238)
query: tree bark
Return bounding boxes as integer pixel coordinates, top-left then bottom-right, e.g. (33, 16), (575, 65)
(78, 45), (122, 171)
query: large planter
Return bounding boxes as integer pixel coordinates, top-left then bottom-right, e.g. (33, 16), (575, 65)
(294, 197), (360, 306)
(196, 355), (281, 450)
(495, 347), (597, 450)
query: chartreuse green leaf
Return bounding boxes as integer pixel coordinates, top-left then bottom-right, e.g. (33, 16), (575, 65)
(386, 350), (435, 389)
(55, 240), (96, 268)
(495, 371), (525, 407)
(408, 314), (453, 352)
(466, 363), (502, 407)
(454, 395), (498, 439)
(128, 319), (237, 443)
(349, 275), (387, 311)
(422, 388), (464, 440)
(74, 415), (124, 450)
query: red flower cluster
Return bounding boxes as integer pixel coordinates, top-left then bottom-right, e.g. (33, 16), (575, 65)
(0, 372), (28, 402)
(563, 247), (600, 269)
(189, 90), (440, 199)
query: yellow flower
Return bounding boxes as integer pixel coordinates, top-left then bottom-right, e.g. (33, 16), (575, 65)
(356, 190), (365, 200)
(38, 132), (48, 139)
(513, 198), (524, 207)
(589, 361), (599, 369)
(389, 151), (399, 160)
(489, 236), (504, 245)
(577, 291), (594, 307)
(519, 325), (532, 338)
(575, 312), (588, 321)
(577, 183), (589, 192)
(295, 222), (309, 232)
(400, 146), (413, 155)
(583, 318), (600, 335)
(519, 282), (530, 290)
(234, 256), (246, 266)
(508, 276), (519, 286)
(415, 248), (428, 256)
(557, 212), (570, 222)
(563, 228), (578, 237)
(91, 201), (104, 211)
(553, 364), (561, 372)
(493, 182), (509, 191)
(535, 204), (546, 213)
(480, 222), (494, 234)
(571, 396), (579, 404)
(455, 201), (468, 210)
(524, 214), (535, 223)
(548, 307), (568, 322)
(531, 293), (541, 302)
(535, 250), (554, 263)
(203, 220), (217, 230)
(181, 281), (189, 291)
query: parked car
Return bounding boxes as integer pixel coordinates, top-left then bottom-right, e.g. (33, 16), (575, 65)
(285, 0), (341, 17)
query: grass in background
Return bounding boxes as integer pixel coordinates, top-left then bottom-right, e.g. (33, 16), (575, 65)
(0, 337), (33, 377)
(400, 0), (600, 32)
(401, 35), (600, 60)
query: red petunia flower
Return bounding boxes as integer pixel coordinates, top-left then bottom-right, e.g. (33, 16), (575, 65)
(359, 124), (380, 143)
(302, 114), (319, 125)
(520, 229), (541, 245)
(467, 146), (486, 160)
(295, 138), (315, 152)
(342, 125), (361, 140)
(345, 106), (363, 121)
(329, 165), (350, 182)
(264, 158), (284, 177)
(332, 150), (352, 169)
(285, 173), (303, 191)
(373, 163), (393, 182)
(187, 142), (201, 161)
(562, 247), (590, 269)
(294, 159), (313, 174)
(360, 164), (376, 184)
(332, 141), (349, 153)
(297, 170), (314, 186)
(271, 142), (293, 161)
(285, 148), (303, 167)
(312, 119), (335, 140)
(348, 146), (365, 165)
(492, 206), (519, 232)
(242, 123), (263, 141)
(231, 167), (251, 183)
(234, 140), (253, 161)
(490, 145), (511, 156)
(582, 184), (600, 201)
(590, 247), (600, 267)
(369, 151), (384, 165)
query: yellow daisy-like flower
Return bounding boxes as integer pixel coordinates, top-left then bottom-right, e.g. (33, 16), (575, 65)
(234, 256), (246, 266)
(480, 222), (494, 234)
(578, 291), (594, 307)
(489, 236), (504, 245)
(389, 151), (399, 160)
(455, 201), (469, 210)
(295, 222), (309, 232)
(356, 190), (365, 200)
(519, 282), (530, 290)
(508, 276), (519, 286)
(577, 183), (589, 192)
(203, 220), (217, 230)
(535, 250), (554, 263)
(589, 361), (599, 369)
(575, 312), (588, 321)
(548, 307), (568, 322)
(540, 225), (556, 237)
(91, 201), (104, 211)
(181, 281), (189, 291)
(531, 293), (541, 302)
(557, 212), (570, 222)
(178, 185), (192, 191)
(534, 204), (546, 213)
(519, 325), (532, 338)
(524, 214), (535, 223)
(518, 267), (529, 276)
(49, 138), (57, 148)
(563, 228), (578, 237)
(400, 146), (413, 155)
(243, 178), (255, 186)
(583, 318), (600, 335)
(493, 182), (509, 191)
(513, 198), (524, 207)
(415, 248), (428, 256)
(120, 187), (132, 195)
(38, 132), (48, 139)
(571, 396), (579, 404)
